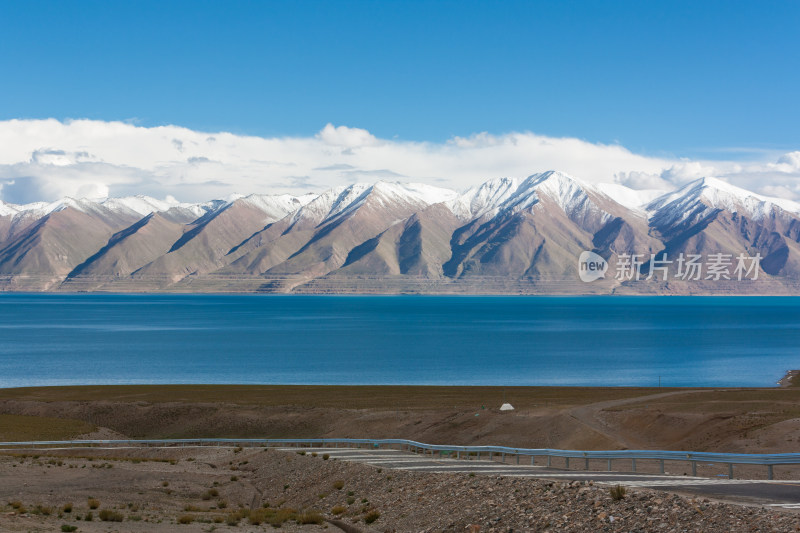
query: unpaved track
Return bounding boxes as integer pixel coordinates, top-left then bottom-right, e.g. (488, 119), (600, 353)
(568, 389), (714, 449)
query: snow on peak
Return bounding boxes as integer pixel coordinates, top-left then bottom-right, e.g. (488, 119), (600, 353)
(330, 181), (457, 223)
(448, 177), (519, 219)
(696, 177), (800, 215)
(237, 193), (317, 222)
(504, 170), (595, 215)
(101, 195), (183, 217)
(369, 181), (458, 207)
(449, 171), (631, 221)
(647, 176), (800, 222)
(4, 201), (49, 219)
(0, 200), (18, 217)
(595, 183), (666, 211)
(5, 173), (796, 232)
(528, 169), (589, 187)
(0, 195), (221, 223)
(99, 193), (316, 223)
(287, 181), (457, 228)
(41, 197), (97, 215)
(288, 183), (371, 227)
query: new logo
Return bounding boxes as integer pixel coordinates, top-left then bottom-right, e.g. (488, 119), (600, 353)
(578, 251), (608, 282)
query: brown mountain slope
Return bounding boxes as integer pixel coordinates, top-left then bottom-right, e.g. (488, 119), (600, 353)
(0, 206), (140, 290)
(335, 204), (463, 278)
(60, 213), (188, 290)
(130, 199), (288, 285)
(3, 174), (800, 293)
(261, 184), (448, 288)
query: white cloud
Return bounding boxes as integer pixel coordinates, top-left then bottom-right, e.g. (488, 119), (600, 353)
(316, 123), (379, 148)
(774, 151), (800, 172)
(0, 118), (798, 204)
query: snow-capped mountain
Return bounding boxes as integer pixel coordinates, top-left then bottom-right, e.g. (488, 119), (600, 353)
(595, 183), (664, 211)
(0, 200), (18, 217)
(2, 172), (800, 294)
(647, 176), (800, 226)
(236, 193), (317, 221)
(1, 195), (220, 223)
(101, 196), (191, 217)
(447, 177), (519, 220)
(285, 181), (456, 231)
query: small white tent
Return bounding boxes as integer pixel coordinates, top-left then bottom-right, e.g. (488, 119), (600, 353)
(499, 403), (514, 411)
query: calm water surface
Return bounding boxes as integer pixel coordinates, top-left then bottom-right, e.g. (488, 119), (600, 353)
(0, 294), (798, 388)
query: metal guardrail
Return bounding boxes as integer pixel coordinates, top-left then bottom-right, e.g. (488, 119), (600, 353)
(0, 437), (797, 480)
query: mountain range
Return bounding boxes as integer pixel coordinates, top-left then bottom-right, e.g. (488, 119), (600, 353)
(2, 171), (800, 294)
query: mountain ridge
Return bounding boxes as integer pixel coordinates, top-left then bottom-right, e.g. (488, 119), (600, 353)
(2, 171), (800, 294)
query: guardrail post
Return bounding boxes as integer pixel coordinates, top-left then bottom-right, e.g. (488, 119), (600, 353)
(691, 461), (697, 476)
(501, 452), (505, 463)
(728, 463), (734, 479)
(768, 465), (774, 480)
(584, 458), (589, 470)
(660, 460), (664, 474)
(631, 458), (636, 472)
(607, 459), (611, 471)
(516, 453), (520, 465)
(530, 455), (535, 466)
(547, 455), (551, 467)
(565, 457), (570, 469)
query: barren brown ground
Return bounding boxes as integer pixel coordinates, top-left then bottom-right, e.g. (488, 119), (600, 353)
(2, 384), (800, 454)
(0, 446), (332, 532)
(3, 385), (800, 532)
(2, 445), (800, 532)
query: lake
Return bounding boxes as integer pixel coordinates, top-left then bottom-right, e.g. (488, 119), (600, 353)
(0, 294), (798, 388)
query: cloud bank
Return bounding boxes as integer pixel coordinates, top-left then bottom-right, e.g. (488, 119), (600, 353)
(0, 119), (798, 204)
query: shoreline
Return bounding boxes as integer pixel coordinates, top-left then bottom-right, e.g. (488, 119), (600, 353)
(0, 383), (735, 394)
(0, 371), (796, 392)
(779, 369), (800, 387)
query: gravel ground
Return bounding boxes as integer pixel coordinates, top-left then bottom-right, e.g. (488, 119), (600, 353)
(1, 446), (800, 532)
(250, 449), (800, 532)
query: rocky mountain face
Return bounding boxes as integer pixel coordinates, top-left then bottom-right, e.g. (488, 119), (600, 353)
(1, 171), (799, 294)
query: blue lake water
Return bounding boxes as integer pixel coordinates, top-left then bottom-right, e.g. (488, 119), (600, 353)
(0, 294), (798, 388)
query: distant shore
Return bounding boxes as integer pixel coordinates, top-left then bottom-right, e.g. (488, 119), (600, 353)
(2, 382), (800, 457)
(779, 369), (800, 387)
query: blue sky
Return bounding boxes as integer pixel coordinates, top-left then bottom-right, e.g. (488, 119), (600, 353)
(1, 0), (798, 156)
(1, 1), (800, 203)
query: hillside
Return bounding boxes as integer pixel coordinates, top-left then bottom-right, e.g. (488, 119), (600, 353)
(2, 171), (800, 294)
